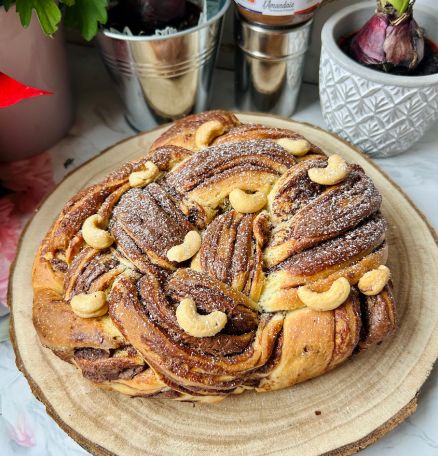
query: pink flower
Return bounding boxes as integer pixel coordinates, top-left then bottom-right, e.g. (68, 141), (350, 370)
(0, 197), (23, 306)
(0, 152), (55, 213)
(7, 415), (36, 448)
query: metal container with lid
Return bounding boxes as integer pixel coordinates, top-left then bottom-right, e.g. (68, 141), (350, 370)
(235, 15), (313, 116)
(234, 0), (321, 27)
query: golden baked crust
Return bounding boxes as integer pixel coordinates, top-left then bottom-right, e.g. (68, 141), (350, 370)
(32, 110), (397, 402)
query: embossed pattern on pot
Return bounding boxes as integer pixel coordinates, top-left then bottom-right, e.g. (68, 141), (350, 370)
(320, 46), (438, 157)
(319, 2), (438, 158)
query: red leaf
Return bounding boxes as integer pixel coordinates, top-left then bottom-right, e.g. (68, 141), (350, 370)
(0, 72), (53, 108)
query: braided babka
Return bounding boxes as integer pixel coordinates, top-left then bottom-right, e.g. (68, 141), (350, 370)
(32, 111), (397, 402)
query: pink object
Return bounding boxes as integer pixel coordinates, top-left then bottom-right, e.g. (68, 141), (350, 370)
(349, 6), (424, 71)
(0, 6), (74, 162)
(0, 197), (22, 305)
(7, 415), (36, 448)
(0, 151), (54, 307)
(0, 151), (55, 212)
(0, 71), (52, 108)
(350, 14), (389, 65)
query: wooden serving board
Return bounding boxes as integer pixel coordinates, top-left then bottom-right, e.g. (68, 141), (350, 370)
(10, 114), (438, 456)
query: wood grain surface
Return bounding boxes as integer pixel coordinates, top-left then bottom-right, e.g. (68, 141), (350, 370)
(10, 114), (438, 456)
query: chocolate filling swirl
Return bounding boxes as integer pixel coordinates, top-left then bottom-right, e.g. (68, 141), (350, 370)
(32, 112), (397, 399)
(110, 183), (195, 269)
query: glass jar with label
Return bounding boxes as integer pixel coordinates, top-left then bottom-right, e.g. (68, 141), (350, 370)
(234, 0), (322, 27)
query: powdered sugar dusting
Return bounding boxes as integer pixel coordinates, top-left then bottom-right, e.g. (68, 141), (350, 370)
(35, 116), (394, 399)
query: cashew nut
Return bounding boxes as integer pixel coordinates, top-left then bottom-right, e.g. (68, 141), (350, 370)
(129, 161), (159, 188)
(229, 189), (267, 213)
(195, 120), (225, 149)
(166, 230), (202, 263)
(276, 138), (311, 157)
(308, 154), (348, 185)
(82, 214), (114, 250)
(358, 265), (390, 296)
(176, 298), (227, 337)
(70, 291), (108, 318)
(298, 277), (351, 311)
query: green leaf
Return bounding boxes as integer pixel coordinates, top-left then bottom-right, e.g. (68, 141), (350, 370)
(383, 0), (411, 14)
(64, 0), (108, 41)
(15, 0), (61, 34)
(15, 0), (32, 27)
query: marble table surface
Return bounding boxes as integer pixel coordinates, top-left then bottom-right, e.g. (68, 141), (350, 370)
(0, 44), (437, 456)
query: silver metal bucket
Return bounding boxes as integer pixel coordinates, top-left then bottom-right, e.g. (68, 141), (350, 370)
(97, 0), (230, 131)
(235, 16), (312, 117)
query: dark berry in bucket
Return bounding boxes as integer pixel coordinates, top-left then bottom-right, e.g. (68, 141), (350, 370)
(124, 0), (187, 27)
(108, 0), (201, 35)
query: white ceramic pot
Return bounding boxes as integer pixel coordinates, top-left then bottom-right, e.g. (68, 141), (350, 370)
(319, 1), (438, 158)
(0, 6), (74, 162)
